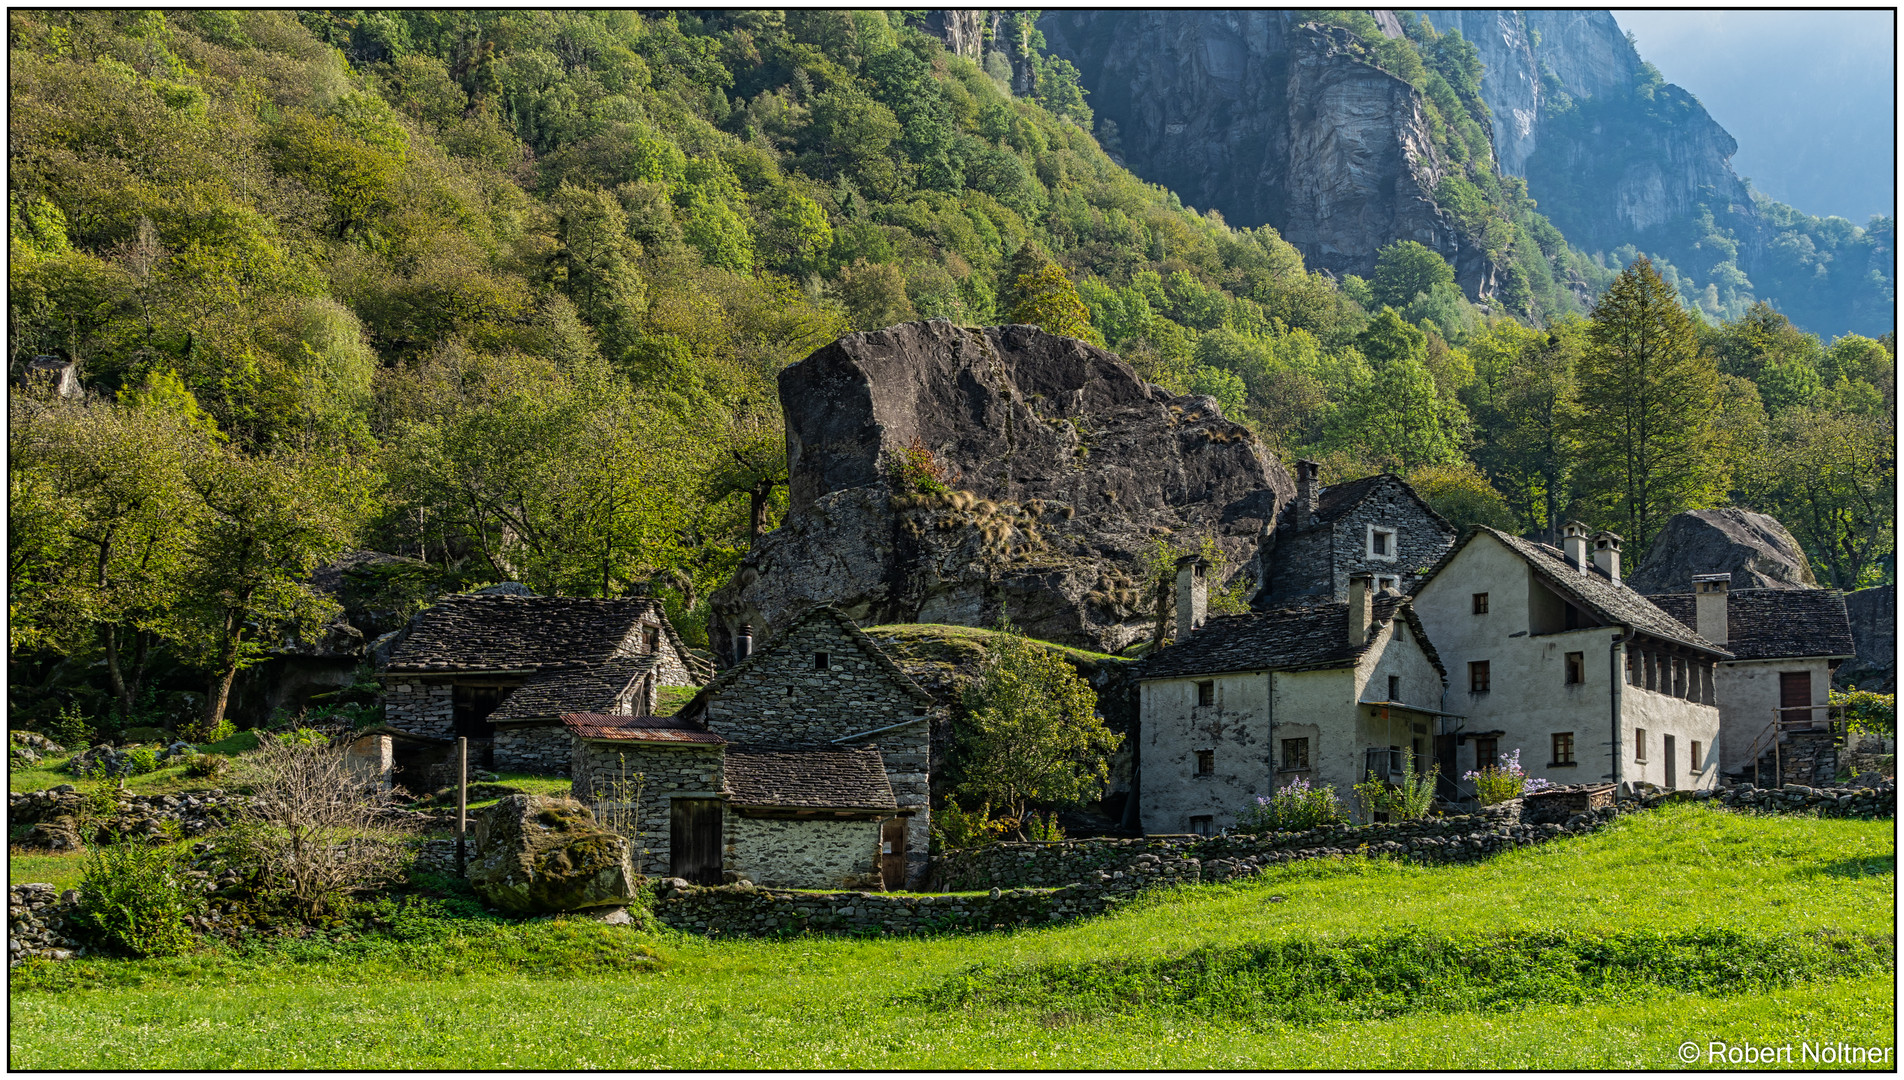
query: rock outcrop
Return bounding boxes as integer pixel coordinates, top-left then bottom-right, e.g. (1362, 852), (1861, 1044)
(709, 321), (1294, 656)
(1629, 509), (1819, 595)
(467, 795), (640, 914)
(1036, 12), (1497, 296)
(1835, 585), (1896, 693)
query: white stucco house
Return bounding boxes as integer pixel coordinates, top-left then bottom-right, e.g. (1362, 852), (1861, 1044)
(1136, 569), (1449, 835)
(1647, 577), (1856, 779)
(1411, 523), (1729, 793)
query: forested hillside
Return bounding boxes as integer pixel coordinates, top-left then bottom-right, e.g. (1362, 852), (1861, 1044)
(7, 10), (1894, 736)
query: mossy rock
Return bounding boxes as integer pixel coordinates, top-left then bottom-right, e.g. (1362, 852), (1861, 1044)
(467, 794), (639, 914)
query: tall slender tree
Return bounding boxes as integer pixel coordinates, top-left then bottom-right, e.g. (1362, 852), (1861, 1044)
(1567, 259), (1722, 552)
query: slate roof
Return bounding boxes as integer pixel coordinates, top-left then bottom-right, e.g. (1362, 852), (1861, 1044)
(383, 594), (694, 674)
(1415, 527), (1729, 656)
(721, 744), (897, 811)
(1139, 594), (1444, 681)
(561, 713), (726, 745)
(1649, 589), (1855, 662)
(1297, 473), (1453, 533)
(489, 657), (660, 722)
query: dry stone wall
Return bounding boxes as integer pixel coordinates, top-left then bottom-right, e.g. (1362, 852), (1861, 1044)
(384, 677), (456, 739)
(492, 723), (570, 774)
(570, 739), (722, 876)
(727, 816), (883, 890)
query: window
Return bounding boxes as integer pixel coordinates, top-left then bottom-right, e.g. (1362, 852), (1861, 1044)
(1387, 675), (1401, 701)
(1565, 652), (1585, 685)
(1368, 525), (1398, 561)
(1189, 815), (1214, 836)
(1412, 737), (1424, 773)
(1634, 728), (1647, 763)
(1551, 732), (1575, 766)
(1468, 660), (1491, 693)
(1196, 680), (1215, 707)
(1690, 741), (1702, 773)
(642, 626), (660, 653)
(1195, 749), (1215, 776)
(1281, 737), (1310, 771)
(814, 652), (829, 671)
(1474, 736), (1498, 772)
(1472, 592), (1490, 615)
(1394, 620), (1406, 641)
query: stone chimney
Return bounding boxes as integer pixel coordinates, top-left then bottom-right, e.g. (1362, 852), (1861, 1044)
(1591, 530), (1624, 585)
(1348, 572), (1374, 647)
(1562, 520), (1591, 573)
(735, 623), (753, 663)
(1294, 459), (1321, 530)
(1693, 574), (1730, 645)
(1176, 555), (1209, 638)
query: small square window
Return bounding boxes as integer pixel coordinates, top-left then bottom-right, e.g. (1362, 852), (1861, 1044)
(1281, 737), (1310, 770)
(1387, 674), (1400, 701)
(814, 652), (829, 671)
(1189, 815), (1214, 836)
(1472, 592), (1489, 615)
(1690, 741), (1702, 773)
(1565, 652), (1585, 685)
(642, 626), (660, 652)
(1196, 680), (1215, 707)
(1469, 660), (1491, 693)
(1634, 728), (1648, 763)
(1552, 732), (1575, 765)
(1195, 749), (1215, 776)
(1367, 525), (1399, 561)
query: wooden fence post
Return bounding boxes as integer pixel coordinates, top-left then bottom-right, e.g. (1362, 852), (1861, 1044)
(456, 736), (468, 874)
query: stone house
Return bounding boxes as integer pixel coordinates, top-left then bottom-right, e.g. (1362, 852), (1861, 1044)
(1255, 465), (1458, 607)
(1649, 578), (1856, 779)
(1410, 523), (1728, 793)
(378, 594), (706, 772)
(566, 715), (905, 890)
(1136, 571), (1448, 835)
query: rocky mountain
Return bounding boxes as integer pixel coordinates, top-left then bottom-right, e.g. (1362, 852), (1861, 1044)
(707, 321), (1294, 658)
(1035, 11), (1499, 298)
(1628, 508), (1819, 595)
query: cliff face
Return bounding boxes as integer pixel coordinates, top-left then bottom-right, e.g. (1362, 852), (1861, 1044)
(1037, 11), (1496, 297)
(708, 321), (1294, 657)
(1420, 10), (1753, 248)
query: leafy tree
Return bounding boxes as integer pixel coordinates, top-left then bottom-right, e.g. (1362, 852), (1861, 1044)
(1408, 462), (1515, 530)
(1326, 309), (1466, 471)
(957, 626), (1121, 835)
(1747, 407), (1895, 590)
(1000, 242), (1098, 343)
(1468, 318), (1582, 538)
(1371, 240), (1457, 310)
(1567, 259), (1722, 553)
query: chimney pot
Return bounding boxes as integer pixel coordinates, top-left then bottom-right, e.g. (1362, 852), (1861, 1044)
(1561, 520), (1591, 574)
(1591, 530), (1624, 585)
(1176, 555), (1209, 638)
(1348, 573), (1374, 647)
(1692, 574), (1730, 645)
(735, 623), (754, 663)
(1294, 460), (1320, 530)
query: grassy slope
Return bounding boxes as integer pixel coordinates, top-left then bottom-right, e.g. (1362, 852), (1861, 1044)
(8, 805), (1893, 1069)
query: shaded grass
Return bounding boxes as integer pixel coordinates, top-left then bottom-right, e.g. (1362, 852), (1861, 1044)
(866, 622), (1129, 665)
(8, 849), (88, 889)
(8, 805), (1894, 1069)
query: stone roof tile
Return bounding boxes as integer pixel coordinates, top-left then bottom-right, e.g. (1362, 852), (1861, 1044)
(721, 744), (897, 810)
(561, 713), (726, 745)
(384, 594), (683, 673)
(1139, 594), (1442, 680)
(489, 657), (659, 722)
(1649, 589), (1855, 662)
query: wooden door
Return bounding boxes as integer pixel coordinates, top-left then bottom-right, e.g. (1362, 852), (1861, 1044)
(1663, 735), (1677, 790)
(1780, 671), (1814, 726)
(880, 818), (908, 891)
(669, 799), (724, 885)
(1434, 733), (1458, 801)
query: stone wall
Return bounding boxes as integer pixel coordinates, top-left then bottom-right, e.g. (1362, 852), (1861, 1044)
(653, 878), (1132, 937)
(570, 738), (722, 876)
(384, 677), (456, 739)
(727, 815), (883, 889)
(1521, 783), (1617, 824)
(1260, 478), (1454, 605)
(492, 722), (570, 775)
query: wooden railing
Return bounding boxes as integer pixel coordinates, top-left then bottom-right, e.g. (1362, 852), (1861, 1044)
(1744, 706), (1843, 787)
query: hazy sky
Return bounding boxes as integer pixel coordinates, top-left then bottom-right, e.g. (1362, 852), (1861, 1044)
(1611, 10), (1895, 222)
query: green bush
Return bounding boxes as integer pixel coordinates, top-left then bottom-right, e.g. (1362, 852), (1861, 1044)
(47, 703), (92, 750)
(1236, 778), (1347, 833)
(72, 840), (199, 958)
(123, 746), (160, 775)
(1832, 688), (1896, 737)
(932, 797), (1008, 851)
(273, 727), (331, 748)
(184, 753), (228, 779)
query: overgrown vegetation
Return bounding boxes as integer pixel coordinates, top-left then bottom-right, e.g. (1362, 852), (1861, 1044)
(71, 838), (199, 958)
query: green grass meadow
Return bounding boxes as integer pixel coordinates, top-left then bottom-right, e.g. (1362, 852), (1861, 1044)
(8, 804), (1894, 1069)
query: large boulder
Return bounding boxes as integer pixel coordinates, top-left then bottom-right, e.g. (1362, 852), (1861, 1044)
(1629, 509), (1818, 594)
(467, 795), (639, 913)
(1835, 584), (1896, 693)
(710, 321), (1294, 655)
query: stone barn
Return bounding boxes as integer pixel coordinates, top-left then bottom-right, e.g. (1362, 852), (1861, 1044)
(378, 593), (706, 772)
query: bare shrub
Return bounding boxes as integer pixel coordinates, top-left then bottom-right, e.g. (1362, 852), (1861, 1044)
(226, 738), (406, 917)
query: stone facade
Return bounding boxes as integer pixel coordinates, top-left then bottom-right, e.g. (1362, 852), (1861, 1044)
(702, 608), (936, 861)
(492, 723), (572, 775)
(570, 739), (724, 877)
(1260, 474), (1456, 606)
(726, 815), (884, 890)
(383, 678), (460, 740)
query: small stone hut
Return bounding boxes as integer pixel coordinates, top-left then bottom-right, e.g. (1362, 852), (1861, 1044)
(378, 593), (707, 771)
(1256, 468), (1458, 607)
